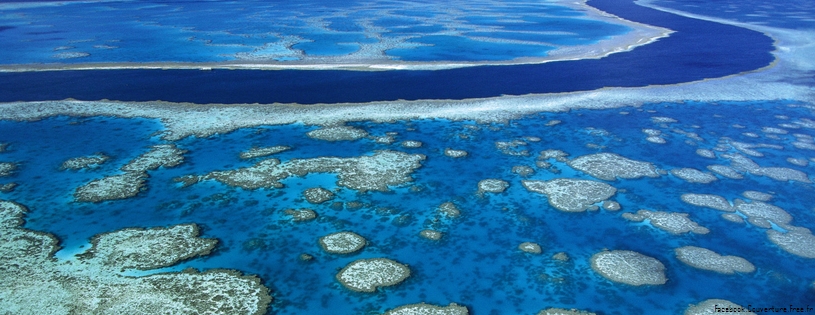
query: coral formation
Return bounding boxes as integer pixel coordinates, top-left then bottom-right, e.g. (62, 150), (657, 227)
(590, 250), (667, 286)
(240, 146), (291, 159)
(336, 258), (410, 292)
(568, 153), (660, 181)
(319, 231), (366, 254)
(674, 246), (755, 274)
(622, 210), (709, 235)
(477, 179), (509, 194)
(307, 126), (368, 141)
(0, 200), (271, 314)
(381, 303), (468, 315)
(303, 187), (335, 204)
(61, 154), (109, 170)
(522, 179), (616, 212)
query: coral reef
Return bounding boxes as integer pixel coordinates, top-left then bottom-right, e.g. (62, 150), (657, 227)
(590, 250), (667, 286)
(381, 303), (468, 315)
(622, 210), (709, 235)
(522, 179), (616, 212)
(568, 153), (660, 181)
(675, 246), (755, 274)
(336, 258), (410, 292)
(319, 231), (366, 254)
(0, 199), (271, 314)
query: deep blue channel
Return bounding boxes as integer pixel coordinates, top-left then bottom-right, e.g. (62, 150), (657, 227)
(0, 0), (774, 104)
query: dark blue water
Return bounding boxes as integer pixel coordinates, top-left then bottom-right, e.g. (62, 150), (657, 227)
(0, 0), (774, 104)
(652, 0), (815, 29)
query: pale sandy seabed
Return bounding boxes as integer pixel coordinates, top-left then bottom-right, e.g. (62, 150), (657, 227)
(0, 0), (670, 72)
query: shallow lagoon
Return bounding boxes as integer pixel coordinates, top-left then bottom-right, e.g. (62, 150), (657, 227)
(0, 0), (631, 64)
(2, 100), (813, 314)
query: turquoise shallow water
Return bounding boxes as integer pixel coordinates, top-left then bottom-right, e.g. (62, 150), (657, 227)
(0, 0), (629, 64)
(1, 100), (814, 314)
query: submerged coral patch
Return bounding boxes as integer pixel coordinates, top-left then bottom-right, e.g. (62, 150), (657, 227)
(0, 183), (16, 192)
(767, 226), (815, 259)
(420, 229), (443, 241)
(696, 149), (716, 158)
(590, 250), (667, 286)
(401, 140), (423, 148)
(61, 154), (109, 170)
(512, 165), (535, 177)
(0, 162), (17, 177)
(477, 179), (509, 194)
(787, 158), (809, 167)
(674, 246), (755, 274)
(381, 303), (468, 315)
(303, 187), (335, 204)
(742, 190), (773, 201)
(336, 258), (410, 292)
(567, 153), (660, 181)
(680, 193), (734, 212)
(444, 148), (468, 158)
(733, 199), (793, 229)
(307, 126), (368, 141)
(602, 201), (621, 211)
(495, 140), (529, 156)
(522, 178), (616, 212)
(723, 153), (811, 183)
(52, 52), (90, 59)
(78, 223), (217, 271)
(195, 150), (425, 192)
(722, 213), (745, 224)
(75, 145), (187, 202)
(285, 208), (317, 222)
(319, 231), (366, 254)
(240, 146), (291, 159)
(651, 117), (677, 123)
(74, 172), (146, 203)
(120, 144), (186, 173)
(519, 242), (542, 254)
(684, 299), (756, 315)
(437, 202), (461, 218)
(707, 165), (744, 179)
(670, 168), (718, 184)
(0, 199), (271, 314)
(537, 308), (596, 315)
(622, 210), (709, 235)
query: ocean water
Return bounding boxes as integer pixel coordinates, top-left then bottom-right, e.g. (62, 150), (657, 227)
(649, 0), (815, 29)
(2, 101), (814, 314)
(1, 0), (814, 313)
(0, 0), (774, 104)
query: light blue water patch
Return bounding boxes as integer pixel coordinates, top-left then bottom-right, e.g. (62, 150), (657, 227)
(292, 32), (375, 56)
(383, 25), (447, 37)
(390, 9), (438, 18)
(489, 4), (586, 17)
(467, 31), (593, 46)
(324, 17), (364, 32)
(372, 17), (423, 28)
(387, 35), (555, 61)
